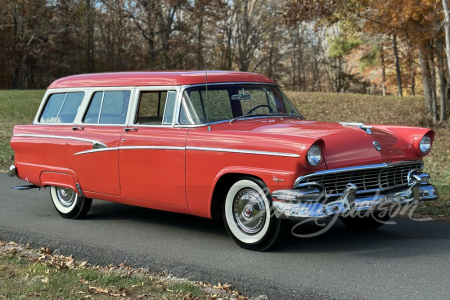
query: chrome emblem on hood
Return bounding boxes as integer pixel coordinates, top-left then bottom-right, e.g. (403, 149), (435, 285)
(373, 141), (382, 151)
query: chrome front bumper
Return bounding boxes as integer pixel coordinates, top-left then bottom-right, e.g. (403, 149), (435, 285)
(272, 173), (438, 219)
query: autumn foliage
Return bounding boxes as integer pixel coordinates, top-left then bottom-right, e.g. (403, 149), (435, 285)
(0, 0), (449, 121)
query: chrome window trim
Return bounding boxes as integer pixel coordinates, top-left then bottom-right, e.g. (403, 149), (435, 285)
(96, 91), (106, 123)
(124, 124), (174, 128)
(129, 86), (181, 128)
(35, 87), (136, 126)
(162, 90), (178, 125)
(176, 82), (292, 127)
(186, 146), (300, 158)
(294, 160), (424, 188)
(54, 93), (69, 123)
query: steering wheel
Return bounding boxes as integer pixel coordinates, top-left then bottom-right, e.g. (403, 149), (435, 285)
(247, 105), (273, 115)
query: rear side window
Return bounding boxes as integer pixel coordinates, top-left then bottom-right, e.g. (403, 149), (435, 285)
(83, 91), (131, 124)
(40, 92), (85, 123)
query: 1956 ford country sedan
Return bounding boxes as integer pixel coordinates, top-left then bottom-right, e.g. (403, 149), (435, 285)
(9, 71), (438, 251)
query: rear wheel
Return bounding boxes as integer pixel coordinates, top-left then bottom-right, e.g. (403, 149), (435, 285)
(50, 186), (92, 219)
(222, 177), (288, 251)
(340, 211), (390, 230)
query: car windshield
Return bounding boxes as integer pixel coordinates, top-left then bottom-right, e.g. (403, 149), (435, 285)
(179, 84), (302, 125)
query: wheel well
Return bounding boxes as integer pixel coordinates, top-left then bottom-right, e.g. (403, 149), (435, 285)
(210, 173), (263, 219)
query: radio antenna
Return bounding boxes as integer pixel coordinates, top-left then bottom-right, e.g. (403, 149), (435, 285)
(205, 60), (211, 131)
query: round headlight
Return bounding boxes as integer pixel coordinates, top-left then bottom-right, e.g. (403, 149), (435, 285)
(307, 144), (322, 167)
(419, 135), (432, 154)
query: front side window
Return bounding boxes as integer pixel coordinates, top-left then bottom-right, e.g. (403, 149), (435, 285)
(135, 91), (177, 125)
(40, 92), (85, 123)
(179, 84), (301, 125)
(83, 91), (131, 124)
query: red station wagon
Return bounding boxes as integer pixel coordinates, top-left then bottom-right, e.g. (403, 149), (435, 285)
(9, 71), (438, 251)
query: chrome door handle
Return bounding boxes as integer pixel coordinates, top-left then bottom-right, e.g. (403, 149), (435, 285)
(124, 128), (138, 132)
(72, 127), (84, 131)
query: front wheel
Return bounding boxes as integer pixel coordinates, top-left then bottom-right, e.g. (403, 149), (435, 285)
(340, 211), (390, 230)
(223, 178), (288, 251)
(50, 186), (92, 219)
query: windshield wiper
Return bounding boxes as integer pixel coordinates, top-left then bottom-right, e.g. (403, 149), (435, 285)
(229, 113), (269, 124)
(229, 113), (304, 124)
(267, 113), (304, 120)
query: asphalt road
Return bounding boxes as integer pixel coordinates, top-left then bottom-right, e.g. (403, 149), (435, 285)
(1, 174), (450, 299)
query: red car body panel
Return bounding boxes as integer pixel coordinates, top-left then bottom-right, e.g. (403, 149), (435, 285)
(119, 127), (189, 207)
(10, 71), (434, 220)
(67, 126), (123, 195)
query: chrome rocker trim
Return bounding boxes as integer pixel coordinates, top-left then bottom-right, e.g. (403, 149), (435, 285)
(273, 171), (438, 219)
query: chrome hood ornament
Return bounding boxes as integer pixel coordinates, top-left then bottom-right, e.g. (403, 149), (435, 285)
(340, 122), (373, 135)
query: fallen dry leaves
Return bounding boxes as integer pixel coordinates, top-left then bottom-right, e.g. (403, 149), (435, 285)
(0, 239), (262, 300)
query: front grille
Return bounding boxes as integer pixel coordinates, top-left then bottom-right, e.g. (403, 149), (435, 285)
(296, 162), (423, 195)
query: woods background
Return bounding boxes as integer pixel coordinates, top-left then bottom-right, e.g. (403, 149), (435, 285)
(1, 0), (450, 121)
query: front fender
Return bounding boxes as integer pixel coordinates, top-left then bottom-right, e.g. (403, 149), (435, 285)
(205, 166), (296, 219)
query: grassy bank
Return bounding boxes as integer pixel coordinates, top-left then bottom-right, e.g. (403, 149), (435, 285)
(0, 240), (244, 299)
(0, 90), (44, 170)
(0, 90), (448, 217)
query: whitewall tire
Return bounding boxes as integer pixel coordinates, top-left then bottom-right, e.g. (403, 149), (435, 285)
(223, 177), (289, 251)
(50, 186), (92, 219)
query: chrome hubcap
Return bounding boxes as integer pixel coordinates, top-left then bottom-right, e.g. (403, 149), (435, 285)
(233, 188), (266, 235)
(56, 187), (76, 207)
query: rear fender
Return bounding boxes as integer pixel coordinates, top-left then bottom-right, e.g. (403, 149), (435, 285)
(40, 172), (81, 196)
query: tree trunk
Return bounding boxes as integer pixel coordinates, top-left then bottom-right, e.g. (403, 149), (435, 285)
(437, 38), (447, 121)
(86, 0), (95, 73)
(381, 50), (387, 96)
(411, 71), (415, 96)
(442, 0), (450, 77)
(428, 41), (438, 123)
(392, 34), (403, 97)
(418, 46), (433, 111)
(292, 43), (296, 91)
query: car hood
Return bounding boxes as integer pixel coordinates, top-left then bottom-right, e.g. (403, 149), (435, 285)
(214, 118), (420, 169)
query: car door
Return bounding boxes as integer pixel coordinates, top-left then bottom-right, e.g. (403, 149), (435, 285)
(118, 87), (189, 207)
(66, 88), (134, 196)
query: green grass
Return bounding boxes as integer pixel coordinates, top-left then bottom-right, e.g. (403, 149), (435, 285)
(0, 253), (206, 299)
(0, 90), (44, 170)
(1, 90), (449, 218)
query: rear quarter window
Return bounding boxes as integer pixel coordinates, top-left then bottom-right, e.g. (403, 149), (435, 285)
(40, 92), (85, 123)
